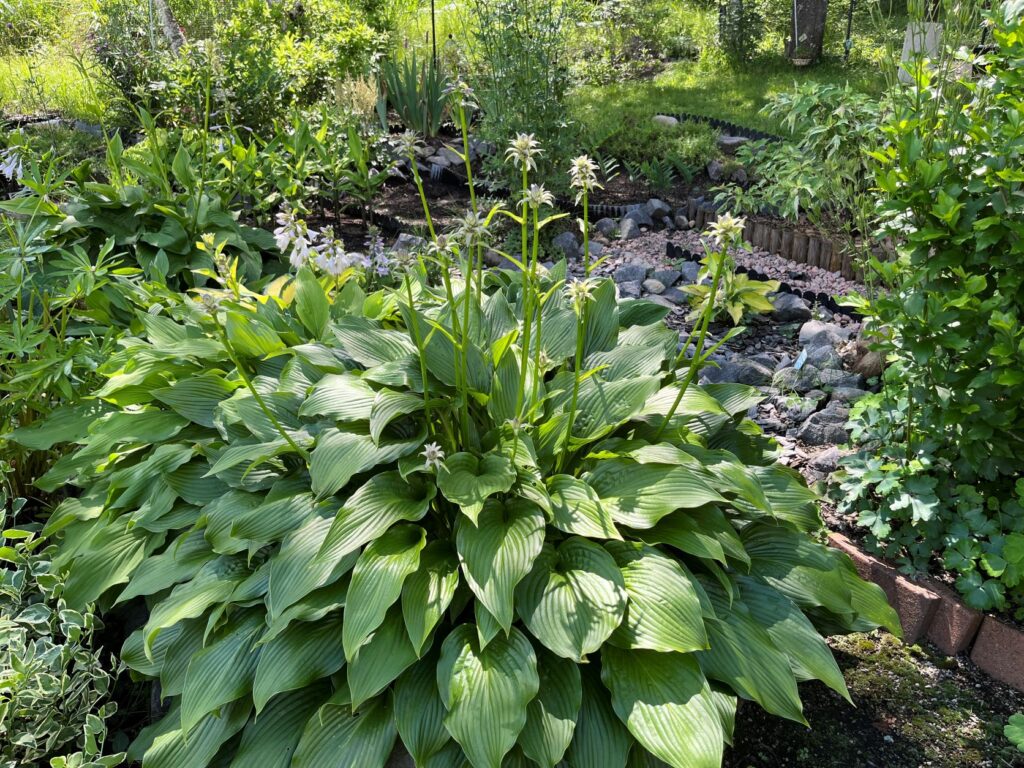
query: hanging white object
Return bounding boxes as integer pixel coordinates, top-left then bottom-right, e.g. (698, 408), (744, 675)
(899, 21), (943, 83)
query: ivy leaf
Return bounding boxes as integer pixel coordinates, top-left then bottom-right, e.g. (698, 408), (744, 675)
(438, 452), (517, 523)
(437, 624), (540, 768)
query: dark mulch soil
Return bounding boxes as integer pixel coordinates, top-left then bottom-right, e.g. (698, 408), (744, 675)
(725, 633), (1024, 768)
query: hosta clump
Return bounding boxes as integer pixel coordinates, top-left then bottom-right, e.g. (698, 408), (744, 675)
(32, 244), (899, 766)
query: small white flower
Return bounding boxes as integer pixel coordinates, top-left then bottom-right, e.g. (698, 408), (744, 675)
(565, 278), (595, 310)
(522, 183), (554, 211)
(421, 442), (446, 471)
(707, 213), (746, 248)
(0, 148), (24, 182)
(506, 133), (542, 171)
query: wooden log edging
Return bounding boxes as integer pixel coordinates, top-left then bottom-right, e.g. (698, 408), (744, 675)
(828, 533), (1024, 693)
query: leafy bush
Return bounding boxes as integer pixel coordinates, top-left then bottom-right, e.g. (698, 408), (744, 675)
(382, 52), (450, 138)
(0, 0), (72, 52)
(833, 9), (1024, 615)
(31, 128), (898, 768)
(0, 494), (125, 768)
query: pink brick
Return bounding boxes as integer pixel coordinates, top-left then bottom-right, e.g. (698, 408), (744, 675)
(924, 579), (983, 656)
(871, 561), (940, 645)
(971, 617), (1024, 693)
(827, 532), (875, 581)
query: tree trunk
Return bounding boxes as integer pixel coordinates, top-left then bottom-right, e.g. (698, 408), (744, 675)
(786, 0), (829, 63)
(152, 0), (186, 54)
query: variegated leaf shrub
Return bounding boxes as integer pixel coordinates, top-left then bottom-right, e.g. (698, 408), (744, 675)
(23, 131), (899, 768)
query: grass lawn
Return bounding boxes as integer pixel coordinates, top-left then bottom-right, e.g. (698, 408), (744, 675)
(571, 54), (892, 137)
(0, 47), (111, 123)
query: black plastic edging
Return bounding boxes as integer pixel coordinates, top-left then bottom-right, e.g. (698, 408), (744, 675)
(656, 112), (783, 143)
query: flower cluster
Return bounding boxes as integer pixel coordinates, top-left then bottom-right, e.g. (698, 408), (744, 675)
(363, 229), (392, 277)
(506, 133), (542, 172)
(314, 226), (357, 278)
(522, 183), (554, 211)
(707, 212), (747, 248)
(569, 155), (601, 203)
(273, 209), (316, 269)
(0, 147), (24, 183)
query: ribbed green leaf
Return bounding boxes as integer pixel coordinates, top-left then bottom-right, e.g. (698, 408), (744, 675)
(437, 624), (540, 768)
(181, 612), (263, 734)
(261, 577), (348, 645)
(402, 540), (460, 655)
(226, 310), (286, 358)
(268, 514), (357, 620)
(606, 542), (708, 653)
(294, 266), (330, 338)
(153, 374), (239, 428)
(695, 581), (806, 724)
(137, 700), (251, 768)
(348, 606), (418, 708)
(62, 517), (148, 609)
(333, 316), (418, 367)
(566, 375), (662, 439)
(309, 428), (422, 499)
(8, 402), (111, 450)
(252, 617), (346, 713)
(487, 345), (520, 425)
(518, 649), (581, 768)
(230, 684), (330, 768)
(395, 650), (453, 765)
(546, 475), (621, 540)
(565, 669), (633, 768)
(456, 498), (546, 633)
(291, 693), (397, 768)
(230, 491), (317, 543)
(299, 373), (376, 421)
(438, 453), (517, 523)
(737, 577), (850, 702)
(318, 472), (434, 566)
(516, 538), (626, 662)
(601, 646), (724, 768)
(343, 524), (427, 660)
(370, 388), (425, 443)
(634, 506), (747, 566)
(586, 460), (724, 529)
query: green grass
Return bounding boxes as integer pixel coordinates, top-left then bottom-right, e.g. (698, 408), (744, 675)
(0, 47), (111, 123)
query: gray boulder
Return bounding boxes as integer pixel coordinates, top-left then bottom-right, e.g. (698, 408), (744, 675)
(662, 287), (690, 305)
(706, 159), (725, 182)
(674, 213), (692, 230)
(772, 364), (821, 394)
(653, 114), (679, 128)
(595, 217), (618, 237)
(804, 344), (843, 370)
(614, 263), (648, 283)
(619, 280), (642, 299)
(796, 402), (850, 446)
(651, 269), (681, 287)
(619, 218), (641, 241)
(679, 262), (701, 284)
(644, 198), (672, 219)
(830, 386), (869, 404)
(809, 446), (844, 473)
(390, 233), (427, 255)
(642, 278), (666, 295)
(817, 368), (865, 390)
(718, 135), (749, 154)
(623, 208), (654, 229)
(552, 231), (580, 261)
(799, 320), (852, 348)
(703, 359), (774, 386)
(771, 293), (812, 322)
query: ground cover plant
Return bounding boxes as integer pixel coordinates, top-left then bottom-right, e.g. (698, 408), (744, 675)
(832, 3), (1024, 617)
(11, 119), (901, 767)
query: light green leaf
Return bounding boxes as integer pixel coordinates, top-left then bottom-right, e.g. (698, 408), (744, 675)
(252, 617), (346, 713)
(294, 266), (330, 338)
(343, 524), (427, 660)
(370, 388), (425, 443)
(546, 475), (621, 540)
(636, 506), (748, 567)
(333, 316), (418, 367)
(518, 650), (581, 768)
(153, 374), (239, 428)
(606, 541), (708, 653)
(516, 537), (626, 662)
(268, 514), (357, 620)
(438, 624), (540, 768)
(601, 646), (724, 768)
(438, 453), (517, 523)
(299, 374), (376, 422)
(137, 701), (251, 768)
(226, 310), (285, 358)
(310, 428), (422, 499)
(586, 460), (724, 529)
(456, 498), (546, 633)
(402, 540), (460, 655)
(318, 472), (434, 566)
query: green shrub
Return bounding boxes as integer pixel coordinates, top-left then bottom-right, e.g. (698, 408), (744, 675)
(832, 9), (1024, 616)
(30, 130), (898, 767)
(0, 0), (73, 52)
(0, 494), (125, 768)
(382, 52), (450, 138)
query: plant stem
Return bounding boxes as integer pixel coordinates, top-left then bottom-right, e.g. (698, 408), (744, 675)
(408, 150), (438, 243)
(215, 323), (309, 462)
(404, 272), (433, 437)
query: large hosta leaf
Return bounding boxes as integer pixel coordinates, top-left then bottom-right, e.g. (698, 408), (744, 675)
(230, 684), (330, 768)
(343, 524), (426, 659)
(606, 541), (708, 654)
(565, 670), (633, 768)
(347, 606), (419, 708)
(586, 459), (724, 529)
(299, 373), (376, 422)
(518, 650), (581, 768)
(395, 650), (453, 765)
(291, 691), (397, 768)
(268, 513), (356, 620)
(134, 701), (251, 768)
(252, 617), (346, 713)
(516, 537), (626, 661)
(546, 475), (621, 540)
(456, 498), (546, 633)
(402, 540), (460, 655)
(318, 472), (434, 565)
(438, 624), (540, 768)
(438, 452), (517, 523)
(601, 646), (725, 768)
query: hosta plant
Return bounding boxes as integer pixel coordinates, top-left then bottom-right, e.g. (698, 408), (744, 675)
(30, 140), (898, 768)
